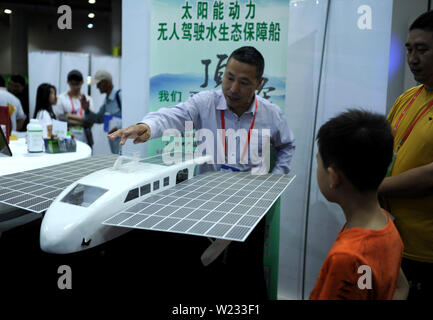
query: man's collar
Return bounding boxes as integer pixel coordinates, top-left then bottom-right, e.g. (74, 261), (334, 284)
(424, 84), (433, 92)
(216, 93), (228, 111)
(244, 96), (257, 114)
(107, 88), (117, 101)
(68, 90), (82, 98)
(217, 93), (257, 115)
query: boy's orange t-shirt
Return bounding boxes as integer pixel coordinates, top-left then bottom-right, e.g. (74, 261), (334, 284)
(310, 212), (403, 300)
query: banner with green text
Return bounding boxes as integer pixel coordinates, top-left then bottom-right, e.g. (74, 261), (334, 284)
(148, 1), (289, 298)
(149, 0), (289, 154)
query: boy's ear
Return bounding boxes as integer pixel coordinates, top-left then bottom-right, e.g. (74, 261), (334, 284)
(327, 166), (340, 189)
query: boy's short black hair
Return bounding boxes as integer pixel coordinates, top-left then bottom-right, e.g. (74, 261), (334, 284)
(317, 109), (394, 192)
(67, 69), (83, 82)
(410, 10), (433, 33)
(228, 46), (264, 81)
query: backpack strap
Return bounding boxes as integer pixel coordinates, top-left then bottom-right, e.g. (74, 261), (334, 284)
(115, 89), (122, 110)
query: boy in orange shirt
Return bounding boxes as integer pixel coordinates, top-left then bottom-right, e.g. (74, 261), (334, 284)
(310, 109), (408, 300)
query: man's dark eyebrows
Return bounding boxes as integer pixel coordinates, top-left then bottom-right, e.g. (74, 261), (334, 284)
(238, 76), (252, 83)
(226, 72), (251, 82)
(406, 41), (429, 47)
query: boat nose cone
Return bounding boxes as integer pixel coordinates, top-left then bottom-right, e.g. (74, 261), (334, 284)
(39, 208), (82, 254)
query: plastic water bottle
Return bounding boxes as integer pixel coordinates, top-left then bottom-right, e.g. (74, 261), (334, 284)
(27, 119), (44, 153)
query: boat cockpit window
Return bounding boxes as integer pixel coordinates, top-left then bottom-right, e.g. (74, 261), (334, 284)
(163, 177), (169, 187)
(61, 184), (108, 207)
(176, 169), (188, 184)
(125, 188), (139, 202)
(140, 184), (150, 196)
(153, 180), (160, 191)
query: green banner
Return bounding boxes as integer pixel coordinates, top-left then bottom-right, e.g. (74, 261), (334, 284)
(148, 0), (289, 299)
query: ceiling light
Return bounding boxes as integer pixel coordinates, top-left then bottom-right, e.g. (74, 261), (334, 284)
(4, 9), (12, 14)
(88, 13), (95, 18)
(89, 0), (96, 4)
(87, 23), (94, 29)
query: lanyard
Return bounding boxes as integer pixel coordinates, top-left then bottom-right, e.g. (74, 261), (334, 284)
(68, 92), (83, 116)
(220, 97), (258, 161)
(393, 85), (433, 150)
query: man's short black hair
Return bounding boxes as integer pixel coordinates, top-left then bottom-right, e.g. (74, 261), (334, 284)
(10, 75), (26, 86)
(228, 46), (264, 81)
(67, 69), (83, 82)
(317, 109), (394, 193)
(410, 10), (433, 33)
(0, 75), (5, 87)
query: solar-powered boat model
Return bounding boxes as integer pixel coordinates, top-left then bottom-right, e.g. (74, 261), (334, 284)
(0, 153), (295, 254)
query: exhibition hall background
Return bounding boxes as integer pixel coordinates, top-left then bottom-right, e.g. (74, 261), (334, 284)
(121, 0), (427, 299)
(0, 0), (429, 299)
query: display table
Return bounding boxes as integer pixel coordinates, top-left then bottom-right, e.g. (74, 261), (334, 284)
(0, 137), (92, 176)
(0, 136), (92, 235)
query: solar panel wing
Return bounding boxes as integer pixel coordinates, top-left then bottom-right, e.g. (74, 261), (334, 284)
(103, 171), (295, 242)
(0, 154), (120, 213)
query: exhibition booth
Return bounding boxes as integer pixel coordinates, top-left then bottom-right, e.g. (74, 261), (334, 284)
(0, 0), (429, 300)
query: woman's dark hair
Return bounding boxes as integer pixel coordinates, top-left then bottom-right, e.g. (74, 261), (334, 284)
(34, 83), (56, 119)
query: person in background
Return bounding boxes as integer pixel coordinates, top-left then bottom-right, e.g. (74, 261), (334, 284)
(378, 10), (433, 300)
(54, 69), (94, 146)
(7, 74), (30, 131)
(81, 70), (122, 154)
(310, 109), (407, 300)
(34, 83), (57, 138)
(0, 75), (26, 132)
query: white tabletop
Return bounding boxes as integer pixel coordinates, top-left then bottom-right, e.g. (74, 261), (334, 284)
(0, 136), (92, 176)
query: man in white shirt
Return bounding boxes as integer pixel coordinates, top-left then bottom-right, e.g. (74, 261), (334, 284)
(0, 76), (26, 132)
(110, 48), (294, 174)
(54, 70), (94, 146)
(109, 46), (295, 299)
